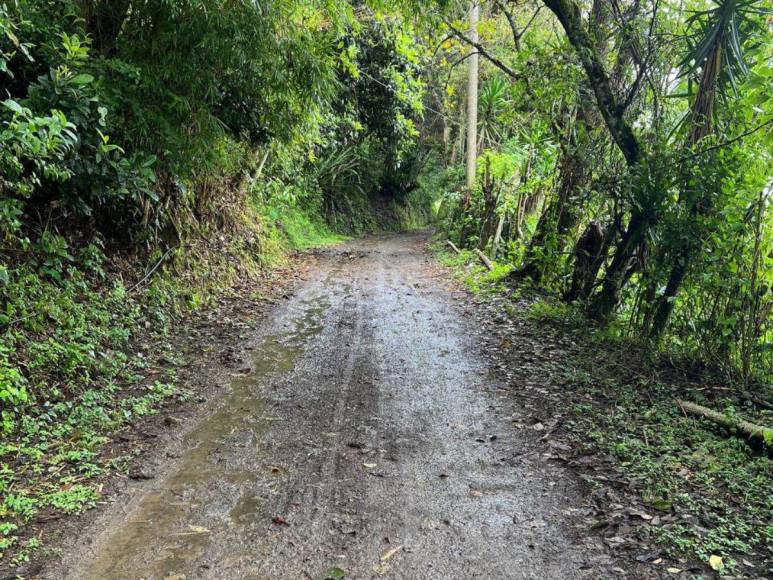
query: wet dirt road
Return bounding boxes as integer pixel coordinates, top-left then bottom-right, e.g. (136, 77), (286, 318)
(56, 232), (618, 579)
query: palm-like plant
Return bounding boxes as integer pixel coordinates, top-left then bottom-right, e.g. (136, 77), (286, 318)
(477, 76), (511, 148)
(680, 0), (764, 142)
(648, 0), (766, 338)
(314, 145), (364, 198)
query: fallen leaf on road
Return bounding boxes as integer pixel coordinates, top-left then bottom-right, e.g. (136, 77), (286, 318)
(363, 463), (377, 469)
(323, 567), (345, 579)
(372, 563), (389, 575)
(381, 545), (403, 562)
(272, 516), (289, 526)
(187, 525), (209, 534)
(708, 555), (723, 571)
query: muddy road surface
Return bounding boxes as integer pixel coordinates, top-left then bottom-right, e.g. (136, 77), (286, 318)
(51, 232), (621, 579)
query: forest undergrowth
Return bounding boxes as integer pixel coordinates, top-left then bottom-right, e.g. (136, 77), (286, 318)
(435, 244), (772, 577)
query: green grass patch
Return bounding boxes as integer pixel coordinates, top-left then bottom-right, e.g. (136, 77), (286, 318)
(262, 204), (347, 251)
(433, 246), (513, 295)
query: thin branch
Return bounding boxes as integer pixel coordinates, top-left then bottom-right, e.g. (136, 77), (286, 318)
(442, 17), (521, 81)
(430, 33), (456, 59)
(443, 51), (480, 94)
(494, 0), (523, 49)
(610, 0), (659, 115)
(679, 119), (773, 163)
(619, 62), (647, 111)
(520, 5), (543, 41)
(128, 247), (175, 294)
(493, 0), (542, 50)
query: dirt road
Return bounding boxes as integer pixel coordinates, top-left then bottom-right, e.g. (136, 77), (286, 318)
(52, 232), (621, 579)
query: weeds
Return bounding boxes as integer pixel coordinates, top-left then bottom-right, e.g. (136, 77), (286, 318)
(437, 245), (773, 572)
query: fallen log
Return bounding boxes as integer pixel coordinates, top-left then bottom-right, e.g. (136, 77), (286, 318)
(446, 240), (462, 254)
(474, 248), (494, 271)
(676, 399), (772, 449)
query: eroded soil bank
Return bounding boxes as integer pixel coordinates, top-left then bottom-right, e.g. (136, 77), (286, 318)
(42, 232), (636, 579)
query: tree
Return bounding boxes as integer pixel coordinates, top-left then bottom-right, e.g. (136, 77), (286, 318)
(465, 1), (480, 194)
(648, 0), (759, 339)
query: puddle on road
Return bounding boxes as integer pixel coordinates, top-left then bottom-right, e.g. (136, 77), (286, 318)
(81, 296), (329, 580)
(228, 493), (263, 525)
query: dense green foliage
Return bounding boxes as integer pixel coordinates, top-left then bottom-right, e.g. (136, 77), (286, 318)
(438, 246), (772, 572)
(429, 0), (771, 384)
(425, 0), (771, 569)
(0, 1), (435, 564)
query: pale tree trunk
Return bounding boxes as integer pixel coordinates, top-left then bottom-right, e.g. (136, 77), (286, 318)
(465, 1), (479, 193)
(442, 120), (451, 162)
(450, 103), (465, 166)
(491, 214), (505, 259)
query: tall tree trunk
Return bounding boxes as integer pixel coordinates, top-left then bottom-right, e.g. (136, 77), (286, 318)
(465, 1), (479, 193)
(519, 139), (587, 282)
(450, 103), (465, 166)
(589, 210), (650, 319)
(543, 0), (665, 322)
(457, 1), (480, 247)
(565, 221), (605, 302)
(542, 0), (641, 167)
(648, 40), (723, 339)
(478, 157), (499, 249)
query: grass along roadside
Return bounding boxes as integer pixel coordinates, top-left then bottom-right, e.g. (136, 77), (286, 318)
(432, 243), (773, 577)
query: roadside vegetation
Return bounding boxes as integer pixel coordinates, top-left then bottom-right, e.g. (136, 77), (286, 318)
(425, 0), (770, 572)
(430, 0), (773, 577)
(435, 249), (771, 574)
(432, 0), (771, 385)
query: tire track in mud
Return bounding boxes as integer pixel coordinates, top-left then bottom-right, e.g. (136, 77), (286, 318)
(51, 232), (624, 580)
